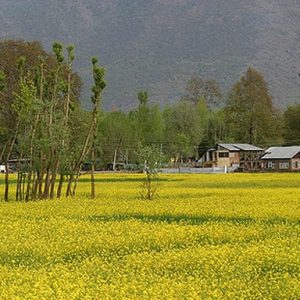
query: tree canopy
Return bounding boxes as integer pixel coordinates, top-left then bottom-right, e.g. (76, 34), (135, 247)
(224, 67), (281, 146)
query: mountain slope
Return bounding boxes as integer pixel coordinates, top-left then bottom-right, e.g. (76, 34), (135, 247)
(0, 0), (300, 109)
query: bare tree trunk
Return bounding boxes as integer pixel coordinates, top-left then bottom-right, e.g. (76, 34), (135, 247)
(50, 152), (60, 199)
(50, 165), (58, 199)
(43, 166), (51, 199)
(31, 172), (38, 200)
(25, 113), (40, 201)
(67, 124), (94, 197)
(66, 174), (73, 197)
(72, 144), (92, 197)
(16, 169), (20, 201)
(57, 174), (64, 198)
(4, 161), (9, 202)
(16, 153), (24, 201)
(0, 143), (7, 163)
(38, 171), (44, 199)
(4, 120), (20, 201)
(91, 144), (95, 199)
(72, 173), (80, 197)
(59, 50), (73, 198)
(22, 171), (26, 201)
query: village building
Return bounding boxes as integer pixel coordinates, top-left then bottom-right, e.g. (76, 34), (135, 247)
(260, 146), (300, 172)
(200, 143), (264, 169)
(0, 165), (5, 173)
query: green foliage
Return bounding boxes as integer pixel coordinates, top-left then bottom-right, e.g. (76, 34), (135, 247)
(163, 101), (203, 158)
(0, 40), (89, 201)
(283, 104), (300, 145)
(98, 111), (133, 167)
(183, 75), (223, 108)
(0, 71), (6, 91)
(137, 90), (148, 106)
(52, 42), (64, 63)
(136, 144), (163, 200)
(66, 45), (75, 63)
(12, 80), (37, 117)
(17, 56), (26, 72)
(224, 67), (282, 146)
(129, 91), (164, 148)
(91, 58), (106, 105)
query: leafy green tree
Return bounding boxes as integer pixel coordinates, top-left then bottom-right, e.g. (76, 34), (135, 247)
(183, 75), (222, 108)
(0, 40), (94, 201)
(163, 101), (203, 161)
(90, 57), (106, 198)
(0, 40), (81, 149)
(98, 111), (133, 167)
(129, 90), (164, 147)
(224, 67), (281, 146)
(283, 104), (300, 145)
(136, 144), (163, 200)
(65, 57), (106, 199)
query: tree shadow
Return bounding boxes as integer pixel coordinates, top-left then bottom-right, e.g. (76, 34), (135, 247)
(86, 213), (256, 225)
(77, 177), (182, 183)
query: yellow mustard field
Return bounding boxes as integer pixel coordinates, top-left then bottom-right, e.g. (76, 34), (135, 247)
(0, 173), (299, 299)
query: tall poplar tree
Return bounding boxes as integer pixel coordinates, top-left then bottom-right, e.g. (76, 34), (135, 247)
(225, 67), (281, 146)
(90, 57), (106, 199)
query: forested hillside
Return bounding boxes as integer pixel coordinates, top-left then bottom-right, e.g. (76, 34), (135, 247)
(0, 1), (300, 109)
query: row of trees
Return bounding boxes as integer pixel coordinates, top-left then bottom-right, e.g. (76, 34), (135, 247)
(98, 68), (299, 167)
(0, 40), (300, 200)
(0, 40), (105, 201)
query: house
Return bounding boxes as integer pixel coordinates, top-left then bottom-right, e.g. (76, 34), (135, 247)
(260, 146), (300, 171)
(0, 165), (5, 173)
(200, 143), (264, 169)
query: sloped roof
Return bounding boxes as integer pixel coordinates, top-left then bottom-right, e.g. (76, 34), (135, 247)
(261, 146), (300, 159)
(218, 143), (263, 152)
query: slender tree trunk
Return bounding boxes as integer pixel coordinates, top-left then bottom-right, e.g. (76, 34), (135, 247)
(72, 173), (80, 197)
(66, 174), (73, 197)
(57, 174), (64, 198)
(4, 161), (9, 202)
(25, 113), (40, 201)
(22, 171), (26, 201)
(59, 53), (73, 198)
(67, 123), (94, 197)
(31, 61), (44, 201)
(72, 144), (92, 197)
(50, 167), (58, 199)
(38, 171), (44, 199)
(31, 172), (38, 200)
(25, 172), (32, 201)
(43, 166), (51, 199)
(16, 169), (20, 201)
(50, 153), (60, 199)
(91, 144), (95, 199)
(0, 143), (7, 164)
(4, 120), (20, 201)
(16, 153), (24, 201)
(45, 65), (59, 199)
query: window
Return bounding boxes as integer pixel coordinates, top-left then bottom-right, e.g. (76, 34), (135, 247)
(218, 152), (229, 158)
(294, 161), (299, 169)
(279, 162), (289, 169)
(268, 162), (275, 169)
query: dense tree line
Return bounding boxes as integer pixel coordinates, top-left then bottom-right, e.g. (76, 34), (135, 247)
(98, 67), (292, 167)
(0, 40), (299, 201)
